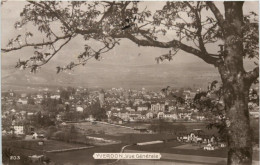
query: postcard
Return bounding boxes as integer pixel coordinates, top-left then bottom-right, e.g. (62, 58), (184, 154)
(1, 1), (259, 165)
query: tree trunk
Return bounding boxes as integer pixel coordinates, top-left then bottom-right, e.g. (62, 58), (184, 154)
(218, 2), (253, 164)
(219, 44), (253, 164)
(221, 77), (252, 165)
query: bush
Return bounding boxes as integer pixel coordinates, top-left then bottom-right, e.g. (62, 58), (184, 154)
(52, 125), (81, 142)
(87, 129), (96, 134)
(98, 130), (105, 134)
(45, 126), (58, 139)
(53, 131), (65, 141)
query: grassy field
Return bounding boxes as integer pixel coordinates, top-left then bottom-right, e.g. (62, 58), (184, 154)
(128, 142), (259, 161)
(4, 121), (257, 165)
(72, 121), (219, 137)
(46, 141), (180, 165)
(88, 133), (177, 144)
(129, 142), (227, 158)
(7, 140), (259, 165)
(45, 140), (259, 165)
(3, 139), (89, 153)
(46, 133), (179, 165)
(71, 122), (140, 135)
(123, 122), (219, 135)
(70, 121), (219, 146)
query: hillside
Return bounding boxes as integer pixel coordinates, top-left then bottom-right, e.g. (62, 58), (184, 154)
(2, 62), (221, 92)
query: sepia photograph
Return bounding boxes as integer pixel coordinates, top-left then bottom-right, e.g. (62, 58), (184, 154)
(1, 1), (259, 165)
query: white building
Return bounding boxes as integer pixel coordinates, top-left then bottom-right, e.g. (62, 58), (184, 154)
(157, 112), (165, 119)
(76, 107), (84, 112)
(249, 111), (259, 118)
(10, 109), (16, 113)
(17, 99), (28, 105)
(196, 115), (205, 120)
(168, 106), (176, 112)
(37, 95), (43, 99)
(164, 112), (178, 120)
(151, 103), (165, 112)
(13, 125), (24, 135)
(27, 112), (34, 116)
(146, 112), (154, 119)
(50, 95), (60, 99)
(137, 106), (149, 111)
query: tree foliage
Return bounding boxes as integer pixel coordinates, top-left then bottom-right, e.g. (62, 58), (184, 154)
(84, 102), (107, 121)
(31, 111), (56, 128)
(2, 2), (258, 73)
(193, 80), (227, 140)
(194, 80), (259, 142)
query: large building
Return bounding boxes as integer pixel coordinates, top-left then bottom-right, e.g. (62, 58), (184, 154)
(151, 103), (165, 113)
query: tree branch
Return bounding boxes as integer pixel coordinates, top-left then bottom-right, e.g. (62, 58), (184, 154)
(28, 1), (72, 31)
(185, 2), (207, 54)
(38, 36), (72, 67)
(2, 1), (225, 69)
(206, 2), (225, 29)
(112, 32), (219, 65)
(1, 35), (72, 53)
(202, 23), (218, 40)
(98, 1), (115, 24)
(57, 40), (117, 72)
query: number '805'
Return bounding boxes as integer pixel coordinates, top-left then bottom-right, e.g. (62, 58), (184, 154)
(10, 156), (20, 160)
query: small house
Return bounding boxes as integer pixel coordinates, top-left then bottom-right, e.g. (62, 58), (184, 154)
(13, 125), (24, 135)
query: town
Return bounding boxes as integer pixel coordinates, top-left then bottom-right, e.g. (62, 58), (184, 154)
(2, 85), (259, 130)
(2, 85), (259, 164)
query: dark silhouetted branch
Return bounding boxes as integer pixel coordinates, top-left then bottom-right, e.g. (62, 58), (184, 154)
(206, 2), (225, 29)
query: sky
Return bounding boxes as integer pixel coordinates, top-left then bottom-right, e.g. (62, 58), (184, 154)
(1, 1), (259, 89)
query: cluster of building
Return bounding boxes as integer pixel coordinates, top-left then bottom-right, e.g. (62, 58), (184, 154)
(1, 86), (259, 135)
(104, 87), (206, 123)
(176, 129), (226, 150)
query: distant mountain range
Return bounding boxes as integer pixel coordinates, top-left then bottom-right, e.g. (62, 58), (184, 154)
(2, 61), (222, 92)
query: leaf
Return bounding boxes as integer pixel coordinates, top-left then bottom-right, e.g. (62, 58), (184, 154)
(250, 11), (258, 16)
(44, 53), (51, 57)
(94, 52), (100, 60)
(25, 32), (33, 38)
(30, 65), (38, 74)
(56, 67), (62, 74)
(210, 80), (218, 91)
